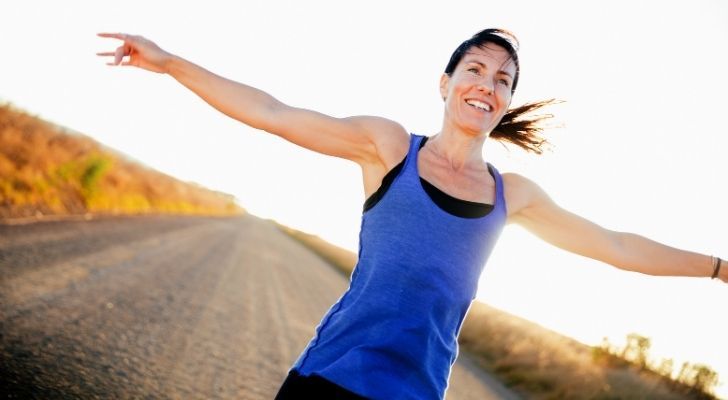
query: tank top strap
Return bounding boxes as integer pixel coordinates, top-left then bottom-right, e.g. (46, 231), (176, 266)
(402, 133), (425, 180)
(401, 133), (425, 175)
(487, 162), (507, 215)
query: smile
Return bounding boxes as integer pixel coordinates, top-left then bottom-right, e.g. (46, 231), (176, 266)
(465, 99), (492, 112)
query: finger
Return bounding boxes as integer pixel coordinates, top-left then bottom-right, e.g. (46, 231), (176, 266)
(114, 46), (127, 65)
(97, 32), (128, 40)
(106, 60), (133, 67)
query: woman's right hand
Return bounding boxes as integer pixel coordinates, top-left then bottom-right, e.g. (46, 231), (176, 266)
(97, 33), (173, 74)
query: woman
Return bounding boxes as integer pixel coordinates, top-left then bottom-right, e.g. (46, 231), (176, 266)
(98, 29), (725, 399)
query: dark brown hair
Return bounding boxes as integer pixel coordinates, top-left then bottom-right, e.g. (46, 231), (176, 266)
(446, 29), (558, 154)
(491, 99), (560, 154)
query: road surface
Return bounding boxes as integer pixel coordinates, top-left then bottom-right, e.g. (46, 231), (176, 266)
(0, 215), (518, 399)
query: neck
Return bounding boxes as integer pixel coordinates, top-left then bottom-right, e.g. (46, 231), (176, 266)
(427, 126), (488, 172)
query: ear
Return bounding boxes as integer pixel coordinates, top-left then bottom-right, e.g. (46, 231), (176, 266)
(439, 73), (449, 101)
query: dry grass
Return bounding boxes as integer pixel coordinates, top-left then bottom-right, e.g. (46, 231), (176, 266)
(0, 104), (243, 220)
(278, 223), (718, 400)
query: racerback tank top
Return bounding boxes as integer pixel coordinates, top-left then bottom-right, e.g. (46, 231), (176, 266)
(291, 133), (508, 399)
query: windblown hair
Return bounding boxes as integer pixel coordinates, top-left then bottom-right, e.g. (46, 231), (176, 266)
(446, 29), (558, 155)
(491, 99), (560, 154)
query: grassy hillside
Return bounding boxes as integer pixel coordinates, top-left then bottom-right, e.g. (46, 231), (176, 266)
(0, 104), (243, 220)
(278, 223), (720, 400)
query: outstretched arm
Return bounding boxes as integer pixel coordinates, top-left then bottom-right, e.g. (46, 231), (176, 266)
(96, 33), (407, 166)
(503, 173), (726, 283)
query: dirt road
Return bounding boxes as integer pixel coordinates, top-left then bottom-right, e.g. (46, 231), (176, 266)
(0, 215), (518, 399)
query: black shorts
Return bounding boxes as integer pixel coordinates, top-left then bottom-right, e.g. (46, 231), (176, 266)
(274, 369), (369, 399)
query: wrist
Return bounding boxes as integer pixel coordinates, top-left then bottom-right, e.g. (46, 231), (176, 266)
(162, 53), (182, 76)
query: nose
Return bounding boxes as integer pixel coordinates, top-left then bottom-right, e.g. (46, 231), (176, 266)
(476, 80), (494, 95)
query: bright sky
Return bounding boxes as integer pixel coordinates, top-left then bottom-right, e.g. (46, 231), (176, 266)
(3, 0), (727, 396)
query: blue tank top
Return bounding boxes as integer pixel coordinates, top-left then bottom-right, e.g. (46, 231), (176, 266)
(291, 133), (508, 399)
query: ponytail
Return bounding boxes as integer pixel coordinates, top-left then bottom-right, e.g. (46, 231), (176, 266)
(491, 99), (560, 154)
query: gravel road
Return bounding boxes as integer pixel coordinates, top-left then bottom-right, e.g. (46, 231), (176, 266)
(0, 215), (518, 399)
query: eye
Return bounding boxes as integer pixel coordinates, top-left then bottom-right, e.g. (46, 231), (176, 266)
(467, 67), (481, 75)
(497, 78), (511, 87)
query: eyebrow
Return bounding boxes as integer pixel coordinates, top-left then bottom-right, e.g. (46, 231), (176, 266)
(464, 60), (514, 80)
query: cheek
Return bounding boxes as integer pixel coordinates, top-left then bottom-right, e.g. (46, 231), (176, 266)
(450, 75), (474, 90)
(496, 84), (511, 97)
(497, 89), (512, 107)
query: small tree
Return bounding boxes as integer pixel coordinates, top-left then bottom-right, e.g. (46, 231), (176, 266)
(621, 333), (651, 368)
(674, 362), (719, 397)
(655, 358), (674, 378)
(690, 364), (719, 395)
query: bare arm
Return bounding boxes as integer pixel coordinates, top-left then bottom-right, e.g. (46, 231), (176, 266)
(504, 173), (726, 282)
(97, 33), (407, 165)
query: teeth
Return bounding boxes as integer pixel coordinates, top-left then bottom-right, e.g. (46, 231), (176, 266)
(466, 100), (491, 111)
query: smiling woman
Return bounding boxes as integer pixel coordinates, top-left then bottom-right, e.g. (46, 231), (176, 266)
(97, 27), (726, 399)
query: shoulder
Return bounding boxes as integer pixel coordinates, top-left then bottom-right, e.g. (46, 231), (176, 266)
(356, 117), (410, 170)
(501, 172), (548, 218)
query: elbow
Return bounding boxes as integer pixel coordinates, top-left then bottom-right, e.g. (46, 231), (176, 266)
(227, 91), (283, 133)
(603, 230), (636, 271)
(605, 231), (657, 275)
(247, 98), (282, 132)
(259, 98), (300, 136)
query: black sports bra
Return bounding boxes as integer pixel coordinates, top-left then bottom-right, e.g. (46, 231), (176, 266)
(363, 136), (495, 218)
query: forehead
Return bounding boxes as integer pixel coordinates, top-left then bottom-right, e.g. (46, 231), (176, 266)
(461, 44), (516, 74)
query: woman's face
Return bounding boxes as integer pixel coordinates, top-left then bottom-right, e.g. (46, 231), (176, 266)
(439, 43), (516, 136)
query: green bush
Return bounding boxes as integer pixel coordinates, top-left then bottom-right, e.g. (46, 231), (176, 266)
(81, 155), (112, 197)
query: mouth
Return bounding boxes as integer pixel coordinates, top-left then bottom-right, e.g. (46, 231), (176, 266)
(465, 99), (492, 112)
